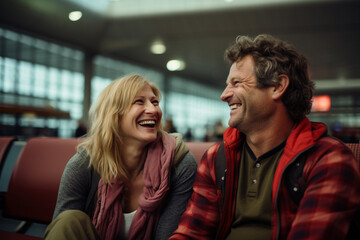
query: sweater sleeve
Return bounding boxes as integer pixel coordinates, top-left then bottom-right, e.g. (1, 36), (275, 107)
(155, 151), (197, 240)
(170, 144), (221, 240)
(52, 148), (93, 220)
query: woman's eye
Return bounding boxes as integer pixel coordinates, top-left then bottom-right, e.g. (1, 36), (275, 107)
(134, 99), (143, 104)
(152, 100), (159, 106)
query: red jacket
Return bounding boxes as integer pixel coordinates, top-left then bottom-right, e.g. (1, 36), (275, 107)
(170, 117), (360, 239)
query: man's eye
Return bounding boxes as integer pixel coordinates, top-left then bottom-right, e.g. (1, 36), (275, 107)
(233, 81), (240, 86)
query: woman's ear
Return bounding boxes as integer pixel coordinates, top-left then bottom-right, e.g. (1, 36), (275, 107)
(272, 74), (289, 100)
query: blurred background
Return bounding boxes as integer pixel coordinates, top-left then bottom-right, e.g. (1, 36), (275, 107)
(0, 0), (359, 142)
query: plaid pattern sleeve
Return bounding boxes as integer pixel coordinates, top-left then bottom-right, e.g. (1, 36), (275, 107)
(281, 137), (360, 240)
(170, 143), (221, 240)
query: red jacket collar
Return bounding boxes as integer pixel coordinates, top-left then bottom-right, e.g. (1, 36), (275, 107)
(222, 117), (327, 153)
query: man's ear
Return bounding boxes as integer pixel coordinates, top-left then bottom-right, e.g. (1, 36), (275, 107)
(272, 74), (289, 100)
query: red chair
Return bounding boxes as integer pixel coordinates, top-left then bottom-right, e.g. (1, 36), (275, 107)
(185, 141), (215, 164)
(0, 136), (17, 201)
(0, 137), (16, 168)
(0, 137), (79, 239)
(346, 143), (360, 170)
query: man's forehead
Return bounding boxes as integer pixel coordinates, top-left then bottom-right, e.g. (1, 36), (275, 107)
(229, 57), (254, 73)
(235, 55), (254, 67)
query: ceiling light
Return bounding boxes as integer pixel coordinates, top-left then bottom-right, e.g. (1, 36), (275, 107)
(224, 0), (234, 2)
(166, 59), (186, 71)
(150, 40), (166, 54)
(68, 11), (82, 21)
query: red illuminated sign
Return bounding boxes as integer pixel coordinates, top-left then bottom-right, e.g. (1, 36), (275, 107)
(311, 95), (331, 112)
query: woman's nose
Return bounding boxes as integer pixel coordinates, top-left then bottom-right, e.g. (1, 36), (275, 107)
(144, 101), (156, 113)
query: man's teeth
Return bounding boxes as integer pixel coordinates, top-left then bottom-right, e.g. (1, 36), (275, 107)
(139, 120), (156, 126)
(230, 104), (240, 110)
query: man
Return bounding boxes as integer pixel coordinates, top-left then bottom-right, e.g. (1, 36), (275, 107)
(170, 34), (360, 239)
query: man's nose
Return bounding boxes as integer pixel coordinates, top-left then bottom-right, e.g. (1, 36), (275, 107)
(220, 85), (232, 102)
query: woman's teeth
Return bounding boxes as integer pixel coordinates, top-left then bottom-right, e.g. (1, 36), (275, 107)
(139, 120), (156, 127)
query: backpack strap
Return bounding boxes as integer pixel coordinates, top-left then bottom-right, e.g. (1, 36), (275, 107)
(284, 152), (307, 206)
(285, 131), (329, 206)
(216, 141), (227, 204)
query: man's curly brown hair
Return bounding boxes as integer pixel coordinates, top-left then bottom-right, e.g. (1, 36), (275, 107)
(225, 34), (314, 123)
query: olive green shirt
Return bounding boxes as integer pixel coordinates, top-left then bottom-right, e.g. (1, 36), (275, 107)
(226, 141), (285, 240)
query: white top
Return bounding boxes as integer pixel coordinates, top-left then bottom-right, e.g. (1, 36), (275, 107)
(122, 210), (137, 239)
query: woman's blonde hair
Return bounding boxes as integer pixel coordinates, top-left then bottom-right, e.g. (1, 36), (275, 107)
(78, 74), (162, 183)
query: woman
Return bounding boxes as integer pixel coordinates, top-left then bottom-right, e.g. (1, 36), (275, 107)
(44, 74), (197, 240)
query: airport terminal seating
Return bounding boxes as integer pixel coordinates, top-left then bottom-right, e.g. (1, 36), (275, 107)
(0, 137), (80, 239)
(0, 136), (358, 239)
(0, 137), (215, 239)
(346, 143), (360, 169)
(0, 137), (16, 170)
(0, 136), (16, 200)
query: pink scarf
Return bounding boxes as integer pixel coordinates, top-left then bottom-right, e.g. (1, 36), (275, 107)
(92, 132), (176, 240)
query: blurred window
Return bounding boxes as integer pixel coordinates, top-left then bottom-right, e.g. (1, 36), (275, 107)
(0, 27), (84, 138)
